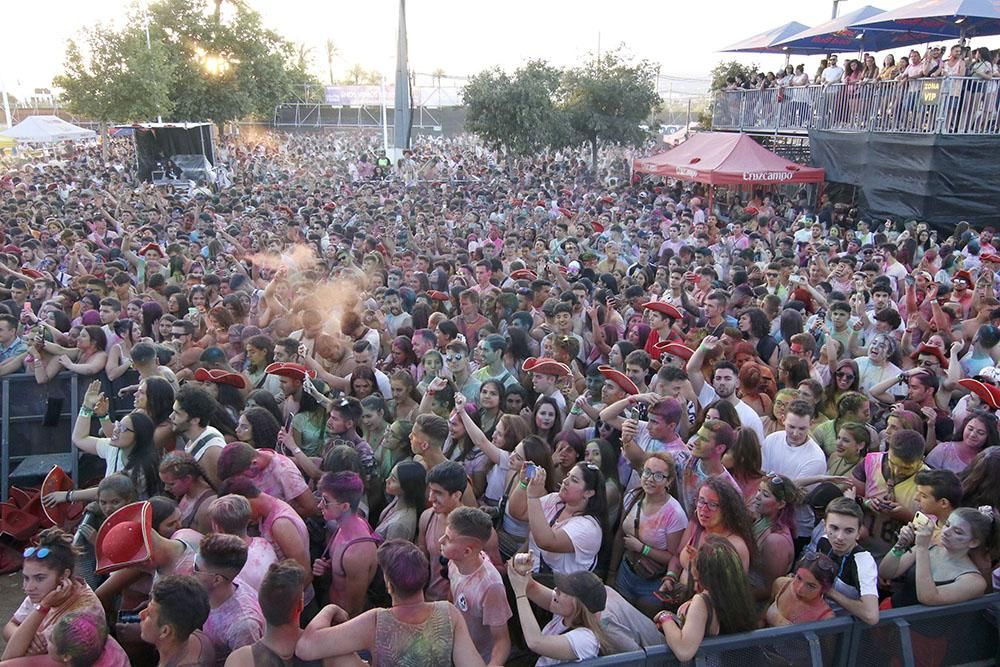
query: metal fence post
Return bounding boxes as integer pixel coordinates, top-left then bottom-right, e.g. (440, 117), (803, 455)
(69, 374), (79, 485)
(894, 619), (916, 667)
(1, 377), (8, 503)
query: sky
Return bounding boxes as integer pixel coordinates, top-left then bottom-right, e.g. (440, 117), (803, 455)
(4, 0), (1000, 99)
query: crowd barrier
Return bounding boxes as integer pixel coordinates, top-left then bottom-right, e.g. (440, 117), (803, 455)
(0, 370), (139, 502)
(577, 593), (1000, 666)
(711, 77), (1000, 135)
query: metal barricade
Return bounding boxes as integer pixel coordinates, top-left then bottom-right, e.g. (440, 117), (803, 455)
(711, 78), (1000, 136)
(575, 593), (1000, 667)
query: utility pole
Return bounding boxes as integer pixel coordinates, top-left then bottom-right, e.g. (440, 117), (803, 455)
(832, 0), (847, 19)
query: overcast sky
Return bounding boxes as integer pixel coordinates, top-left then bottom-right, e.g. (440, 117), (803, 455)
(4, 0), (999, 97)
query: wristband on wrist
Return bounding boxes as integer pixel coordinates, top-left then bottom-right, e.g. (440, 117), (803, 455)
(641, 545), (651, 557)
(890, 545), (906, 556)
(79, 406), (94, 418)
(518, 481), (528, 489)
(66, 490), (73, 503)
(665, 570), (679, 581)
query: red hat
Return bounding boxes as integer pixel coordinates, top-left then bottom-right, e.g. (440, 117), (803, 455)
(194, 368), (247, 389)
(954, 270), (975, 288)
(911, 343), (949, 370)
(653, 341), (695, 361)
(559, 208), (573, 219)
(510, 269), (538, 281)
(958, 379), (1000, 410)
(598, 365), (638, 395)
(20, 268), (44, 279)
(96, 501), (154, 574)
(591, 221), (605, 234)
(641, 302), (682, 321)
(40, 466), (84, 527)
(139, 243), (164, 257)
(2, 245), (21, 255)
(0, 503), (39, 542)
(264, 362), (315, 382)
(521, 357), (571, 377)
(426, 290), (450, 302)
(981, 253), (1000, 264)
(323, 202), (337, 211)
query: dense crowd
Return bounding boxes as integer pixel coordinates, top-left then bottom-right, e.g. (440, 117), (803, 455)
(0, 129), (998, 666)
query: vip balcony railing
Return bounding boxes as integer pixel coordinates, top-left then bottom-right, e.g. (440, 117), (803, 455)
(712, 77), (1000, 135)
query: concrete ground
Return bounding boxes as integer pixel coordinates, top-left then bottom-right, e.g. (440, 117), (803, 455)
(0, 572), (24, 652)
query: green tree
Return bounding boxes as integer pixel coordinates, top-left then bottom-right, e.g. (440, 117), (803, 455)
(147, 0), (314, 126)
(54, 19), (175, 124)
(709, 60), (758, 91)
(560, 47), (662, 171)
(463, 59), (565, 157)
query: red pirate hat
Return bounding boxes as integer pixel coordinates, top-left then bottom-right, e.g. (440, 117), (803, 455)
(7, 487), (35, 509)
(510, 269), (538, 282)
(264, 362), (315, 381)
(323, 202), (337, 211)
(138, 243), (164, 258)
(96, 501), (154, 574)
(521, 357), (571, 377)
(954, 270), (975, 288)
(40, 466), (84, 527)
(21, 268), (44, 279)
(0, 503), (39, 541)
(591, 221), (605, 234)
(194, 368), (247, 389)
(653, 341), (695, 361)
(980, 253), (1000, 264)
(559, 208), (573, 219)
(641, 302), (682, 321)
(910, 343), (949, 370)
(598, 365), (639, 395)
(958, 379), (1000, 410)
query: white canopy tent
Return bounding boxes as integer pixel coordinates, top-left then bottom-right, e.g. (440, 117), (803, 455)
(0, 116), (96, 143)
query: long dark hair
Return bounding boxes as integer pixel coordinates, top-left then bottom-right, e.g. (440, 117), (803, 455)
(395, 460), (427, 515)
(247, 389), (284, 424)
(124, 411), (160, 499)
(574, 462), (609, 537)
(143, 377), (175, 425)
(520, 435), (558, 493)
(695, 536), (758, 634)
(699, 477), (756, 566)
(242, 406), (280, 449)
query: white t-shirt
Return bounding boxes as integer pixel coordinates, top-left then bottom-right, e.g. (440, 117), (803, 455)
(95, 439), (129, 478)
(528, 493), (602, 575)
(697, 385), (765, 444)
(536, 617), (599, 666)
(184, 426), (227, 462)
(761, 431), (827, 536)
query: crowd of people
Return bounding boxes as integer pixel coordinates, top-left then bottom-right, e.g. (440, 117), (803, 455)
(0, 128), (998, 666)
(720, 43), (1000, 131)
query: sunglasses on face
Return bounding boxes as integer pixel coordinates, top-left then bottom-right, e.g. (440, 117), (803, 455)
(835, 371), (855, 380)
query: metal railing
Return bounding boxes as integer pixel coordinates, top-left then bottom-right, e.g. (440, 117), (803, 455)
(577, 593), (1000, 666)
(712, 77), (1000, 135)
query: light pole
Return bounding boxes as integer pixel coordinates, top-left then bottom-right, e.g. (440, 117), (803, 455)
(832, 0), (847, 20)
(142, 1), (162, 122)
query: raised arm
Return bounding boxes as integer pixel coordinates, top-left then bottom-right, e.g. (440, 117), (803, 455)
(452, 394), (502, 464)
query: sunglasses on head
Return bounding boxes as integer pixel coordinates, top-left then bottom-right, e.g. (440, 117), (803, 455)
(23, 547), (51, 559)
(800, 551), (837, 573)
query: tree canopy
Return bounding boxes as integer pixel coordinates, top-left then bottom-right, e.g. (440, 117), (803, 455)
(462, 48), (661, 170)
(463, 60), (566, 157)
(55, 0), (316, 126)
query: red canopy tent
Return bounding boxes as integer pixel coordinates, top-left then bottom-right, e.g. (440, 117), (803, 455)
(632, 132), (825, 211)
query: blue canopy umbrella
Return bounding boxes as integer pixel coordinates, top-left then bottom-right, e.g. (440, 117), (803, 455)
(851, 0), (1000, 39)
(720, 21), (814, 54)
(773, 4), (955, 53)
